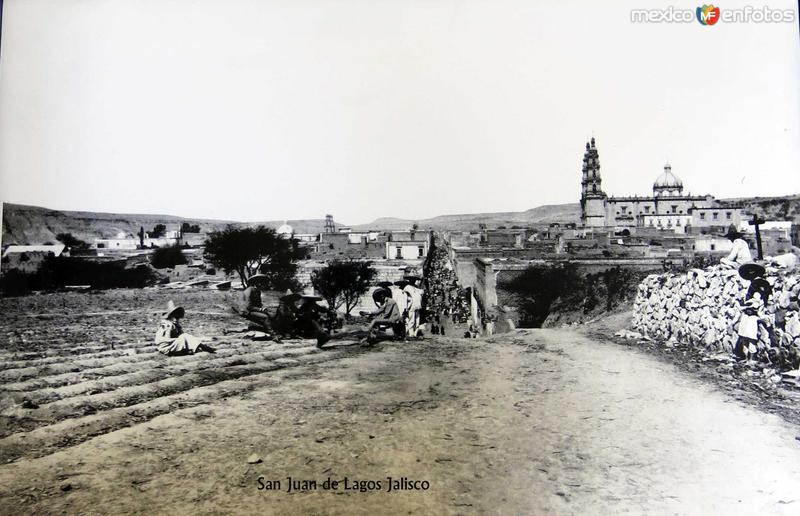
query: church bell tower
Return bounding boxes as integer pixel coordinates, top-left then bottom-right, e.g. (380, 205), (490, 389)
(580, 137), (608, 227)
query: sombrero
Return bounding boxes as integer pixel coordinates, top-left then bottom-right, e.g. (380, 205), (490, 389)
(372, 287), (391, 304)
(280, 290), (302, 303)
(738, 263), (766, 281)
(248, 273), (269, 286)
(721, 225), (743, 240)
(163, 300), (185, 319)
(747, 278), (772, 303)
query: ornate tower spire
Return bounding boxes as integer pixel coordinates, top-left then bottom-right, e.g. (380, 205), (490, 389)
(581, 137), (604, 197)
(580, 137), (608, 228)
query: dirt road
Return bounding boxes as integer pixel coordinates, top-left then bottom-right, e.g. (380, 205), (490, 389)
(2, 308), (800, 513)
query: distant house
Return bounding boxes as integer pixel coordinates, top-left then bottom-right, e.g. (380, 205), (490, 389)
(385, 240), (429, 260)
(95, 230), (183, 250)
(94, 232), (139, 250)
(2, 244), (67, 259)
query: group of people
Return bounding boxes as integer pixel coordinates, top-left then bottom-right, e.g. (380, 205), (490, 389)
(423, 245), (473, 335)
(235, 274), (333, 348)
(155, 273), (428, 355)
(359, 275), (425, 345)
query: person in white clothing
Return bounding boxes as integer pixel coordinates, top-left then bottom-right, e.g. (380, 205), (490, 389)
(399, 276), (424, 338)
(720, 226), (753, 268)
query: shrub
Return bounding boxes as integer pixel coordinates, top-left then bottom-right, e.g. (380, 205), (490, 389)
(150, 245), (188, 269)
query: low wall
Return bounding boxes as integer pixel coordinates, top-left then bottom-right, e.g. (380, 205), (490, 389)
(632, 264), (800, 360)
(294, 259), (424, 315)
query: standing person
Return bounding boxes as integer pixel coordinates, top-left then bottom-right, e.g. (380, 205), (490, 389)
(720, 226), (753, 268)
(155, 301), (214, 356)
(402, 276), (424, 338)
(734, 297), (762, 361)
(360, 287), (403, 344)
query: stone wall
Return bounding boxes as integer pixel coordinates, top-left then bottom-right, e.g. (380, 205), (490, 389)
(632, 265), (800, 368)
(295, 259), (419, 290)
(294, 259), (423, 314)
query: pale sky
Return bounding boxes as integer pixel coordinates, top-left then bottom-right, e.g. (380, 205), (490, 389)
(1, 0), (799, 225)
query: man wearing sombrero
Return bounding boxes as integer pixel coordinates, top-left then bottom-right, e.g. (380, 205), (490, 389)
(155, 301), (214, 356)
(720, 225), (753, 269)
(295, 294), (332, 348)
(359, 286), (403, 344)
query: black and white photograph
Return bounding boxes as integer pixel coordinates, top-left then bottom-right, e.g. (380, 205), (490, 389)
(1, 0), (800, 514)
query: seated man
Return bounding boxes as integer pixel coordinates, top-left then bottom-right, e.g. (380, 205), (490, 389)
(719, 226), (753, 268)
(272, 291), (301, 339)
(233, 274), (276, 334)
(155, 301), (215, 356)
(360, 287), (404, 344)
(295, 295), (332, 348)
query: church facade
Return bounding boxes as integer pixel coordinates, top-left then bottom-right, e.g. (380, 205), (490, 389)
(579, 138), (741, 233)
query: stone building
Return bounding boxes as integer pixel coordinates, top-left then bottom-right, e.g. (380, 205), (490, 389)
(579, 137), (740, 233)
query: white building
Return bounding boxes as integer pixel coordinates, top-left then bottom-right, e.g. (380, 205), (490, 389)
(385, 240), (429, 260)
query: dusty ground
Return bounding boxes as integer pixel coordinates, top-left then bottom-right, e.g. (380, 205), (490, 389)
(2, 290), (800, 514)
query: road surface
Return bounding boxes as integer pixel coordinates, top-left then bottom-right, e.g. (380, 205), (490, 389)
(1, 328), (799, 515)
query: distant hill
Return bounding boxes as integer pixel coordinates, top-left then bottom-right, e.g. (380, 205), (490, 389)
(717, 194), (800, 223)
(0, 203), (340, 246)
(353, 203), (582, 231)
(3, 193), (798, 246)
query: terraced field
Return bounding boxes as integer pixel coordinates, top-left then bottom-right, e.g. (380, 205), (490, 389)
(0, 289), (365, 465)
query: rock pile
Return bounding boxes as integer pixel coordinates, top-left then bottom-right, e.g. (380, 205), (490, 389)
(632, 264), (800, 370)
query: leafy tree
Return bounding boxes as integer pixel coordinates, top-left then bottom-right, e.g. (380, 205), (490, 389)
(150, 245), (188, 269)
(311, 259), (377, 316)
(203, 225), (307, 288)
(56, 233), (90, 250)
(148, 224), (167, 238)
(180, 222), (201, 233)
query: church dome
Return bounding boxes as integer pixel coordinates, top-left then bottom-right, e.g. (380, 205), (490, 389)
(653, 164), (683, 189)
(277, 222), (294, 236)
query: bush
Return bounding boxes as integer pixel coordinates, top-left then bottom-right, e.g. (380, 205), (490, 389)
(148, 224), (167, 238)
(1, 257), (159, 296)
(500, 263), (581, 327)
(150, 245), (188, 269)
(180, 222), (201, 233)
(0, 269), (38, 297)
(56, 233), (90, 250)
(500, 264), (648, 328)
